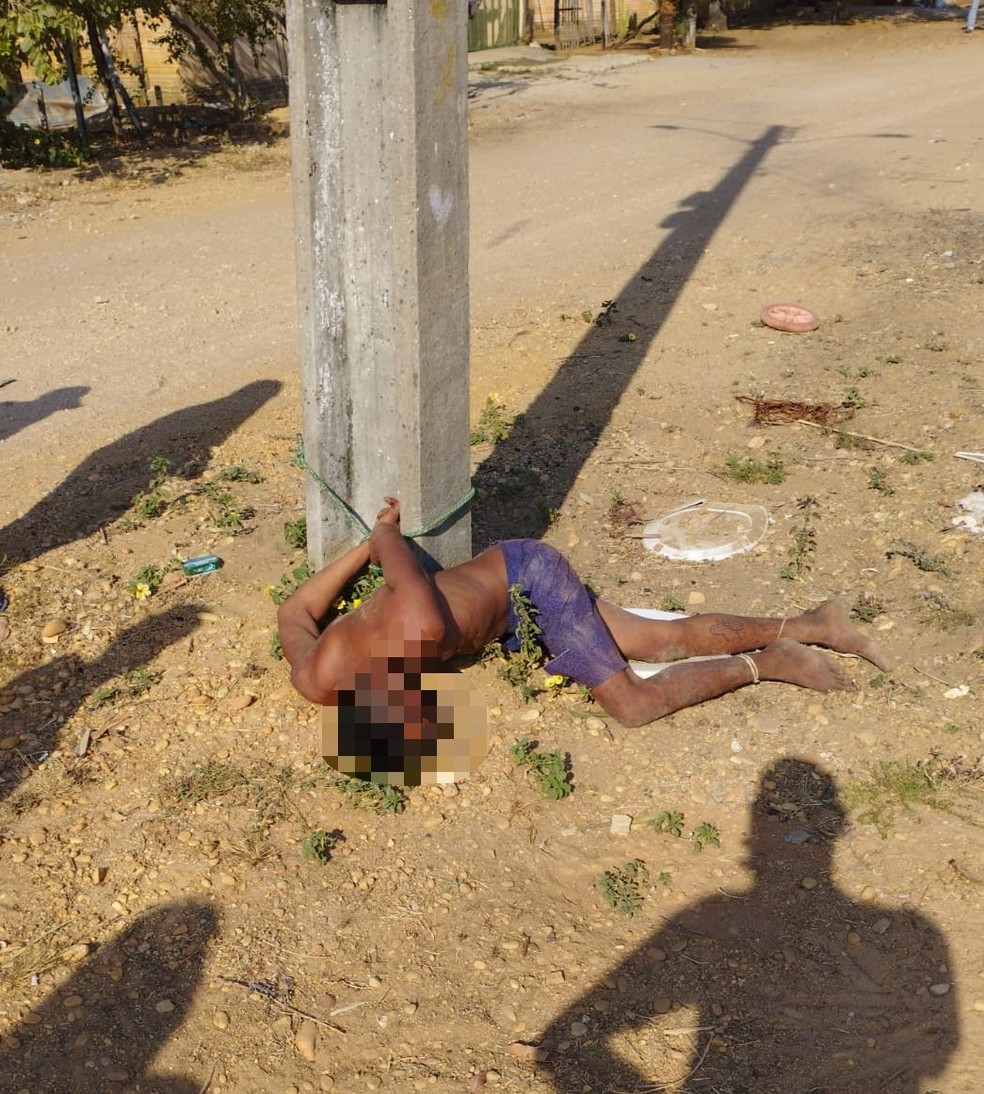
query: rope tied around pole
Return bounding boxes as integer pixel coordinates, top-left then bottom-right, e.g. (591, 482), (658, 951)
(292, 434), (475, 542)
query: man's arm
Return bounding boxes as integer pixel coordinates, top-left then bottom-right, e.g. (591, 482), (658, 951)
(277, 537), (371, 680)
(368, 498), (446, 638)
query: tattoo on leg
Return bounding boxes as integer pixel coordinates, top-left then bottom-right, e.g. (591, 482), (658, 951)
(710, 619), (746, 639)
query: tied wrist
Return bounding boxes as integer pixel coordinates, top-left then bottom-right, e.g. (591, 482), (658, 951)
(736, 652), (760, 685)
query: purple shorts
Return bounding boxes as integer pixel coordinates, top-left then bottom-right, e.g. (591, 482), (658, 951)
(499, 539), (627, 689)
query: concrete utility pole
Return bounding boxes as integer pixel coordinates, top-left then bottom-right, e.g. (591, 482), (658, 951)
(285, 0), (472, 570)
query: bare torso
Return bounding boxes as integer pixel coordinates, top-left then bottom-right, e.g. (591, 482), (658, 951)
(313, 547), (511, 693)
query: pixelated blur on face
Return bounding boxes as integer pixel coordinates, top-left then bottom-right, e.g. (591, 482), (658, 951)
(322, 665), (488, 787)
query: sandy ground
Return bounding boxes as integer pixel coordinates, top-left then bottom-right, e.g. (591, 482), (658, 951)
(2, 13), (984, 1093)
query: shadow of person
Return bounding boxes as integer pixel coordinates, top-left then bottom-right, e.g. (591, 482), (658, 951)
(1, 899), (219, 1092)
(0, 379), (281, 566)
(0, 385), (90, 445)
(540, 758), (958, 1094)
(0, 603), (204, 806)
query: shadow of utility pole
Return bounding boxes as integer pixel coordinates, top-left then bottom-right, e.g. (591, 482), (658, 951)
(473, 124), (788, 547)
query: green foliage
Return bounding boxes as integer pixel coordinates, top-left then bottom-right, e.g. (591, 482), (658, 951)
(160, 760), (248, 809)
(867, 468), (895, 496)
(644, 810), (685, 837)
(496, 585), (546, 701)
(845, 758), (962, 839)
(340, 566), (386, 608)
(597, 859), (649, 916)
(886, 541), (951, 576)
(724, 452), (786, 485)
(214, 465), (262, 483)
(898, 449), (934, 466)
(267, 563), (314, 605)
(470, 394), (512, 445)
(147, 0), (283, 115)
(691, 821), (721, 852)
(850, 593), (884, 624)
(301, 828), (338, 864)
(0, 122), (87, 169)
(510, 737), (572, 800)
(202, 480), (248, 534)
(331, 776), (407, 813)
(841, 385), (867, 409)
(90, 666), (159, 709)
(269, 632), (283, 661)
(659, 594), (685, 613)
(780, 496), (820, 582)
(127, 559), (179, 599)
(283, 517), (307, 550)
(130, 456), (172, 521)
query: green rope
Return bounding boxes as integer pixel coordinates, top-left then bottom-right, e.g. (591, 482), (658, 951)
(292, 434), (475, 541)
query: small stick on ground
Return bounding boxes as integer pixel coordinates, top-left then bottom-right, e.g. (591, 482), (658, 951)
(793, 419), (926, 453)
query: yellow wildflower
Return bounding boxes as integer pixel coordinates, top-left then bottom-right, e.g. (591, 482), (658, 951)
(544, 674), (566, 689)
(350, 597), (362, 609)
(332, 597), (347, 610)
(134, 582), (151, 601)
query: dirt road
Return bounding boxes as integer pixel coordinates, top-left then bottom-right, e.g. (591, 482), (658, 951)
(2, 16), (984, 1094)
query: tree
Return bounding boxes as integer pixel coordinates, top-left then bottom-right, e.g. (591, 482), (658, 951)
(153, 1), (284, 117)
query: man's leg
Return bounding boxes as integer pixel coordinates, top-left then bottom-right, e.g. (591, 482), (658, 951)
(967, 0), (980, 31)
(595, 599), (892, 670)
(592, 637), (853, 728)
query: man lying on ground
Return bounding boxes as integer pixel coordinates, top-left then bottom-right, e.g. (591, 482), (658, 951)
(277, 498), (892, 731)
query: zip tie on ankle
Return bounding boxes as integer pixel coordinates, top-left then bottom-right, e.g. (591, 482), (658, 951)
(737, 652), (759, 685)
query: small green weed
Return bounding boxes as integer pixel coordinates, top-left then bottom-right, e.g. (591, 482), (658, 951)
(301, 828), (339, 864)
(845, 758), (956, 838)
(867, 468), (895, 496)
(267, 563), (315, 605)
(127, 559), (180, 600)
(597, 859), (649, 917)
(269, 632), (284, 660)
(918, 591), (974, 631)
(470, 395), (512, 445)
(886, 541), (951, 576)
(850, 593), (884, 624)
(842, 386), (868, 409)
(691, 821), (721, 852)
(283, 517), (307, 550)
(332, 776), (407, 813)
(130, 456), (172, 520)
(202, 480), (249, 534)
(90, 667), (159, 709)
(335, 566), (387, 613)
(659, 594), (685, 613)
(161, 761), (248, 809)
(496, 585), (546, 701)
(214, 465), (262, 483)
(0, 122), (88, 169)
(644, 810), (685, 837)
(780, 496), (821, 582)
(839, 364), (873, 380)
(510, 737), (572, 800)
(725, 453), (787, 485)
(899, 450), (934, 466)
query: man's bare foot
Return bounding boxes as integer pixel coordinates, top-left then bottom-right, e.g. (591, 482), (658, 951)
(755, 637), (855, 693)
(795, 600), (894, 671)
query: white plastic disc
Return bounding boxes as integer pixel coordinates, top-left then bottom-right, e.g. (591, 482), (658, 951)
(642, 500), (769, 562)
